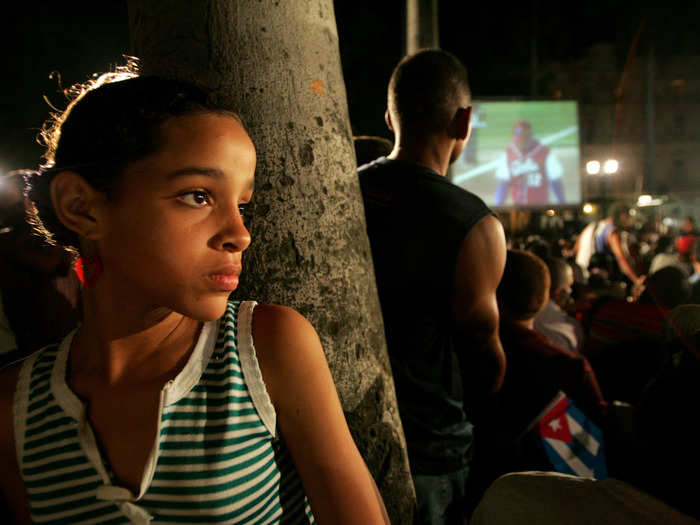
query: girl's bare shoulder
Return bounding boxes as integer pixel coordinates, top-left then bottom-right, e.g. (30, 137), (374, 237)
(251, 304), (315, 340)
(249, 304), (325, 403)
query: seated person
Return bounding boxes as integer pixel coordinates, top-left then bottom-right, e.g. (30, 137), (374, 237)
(638, 265), (691, 311)
(581, 266), (690, 404)
(497, 250), (606, 425)
(648, 235), (686, 276)
(534, 257), (584, 353)
(583, 265), (691, 406)
(470, 250), (606, 503)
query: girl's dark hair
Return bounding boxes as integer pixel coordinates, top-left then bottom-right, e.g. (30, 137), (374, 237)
(27, 59), (237, 253)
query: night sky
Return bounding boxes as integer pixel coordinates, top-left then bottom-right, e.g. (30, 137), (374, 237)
(1, 1), (697, 173)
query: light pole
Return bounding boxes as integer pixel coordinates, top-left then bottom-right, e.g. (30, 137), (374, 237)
(586, 157), (618, 199)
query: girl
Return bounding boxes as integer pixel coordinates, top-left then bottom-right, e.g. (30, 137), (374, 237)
(0, 66), (388, 524)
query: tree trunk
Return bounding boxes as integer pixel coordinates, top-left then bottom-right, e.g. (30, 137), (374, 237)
(128, 1), (415, 521)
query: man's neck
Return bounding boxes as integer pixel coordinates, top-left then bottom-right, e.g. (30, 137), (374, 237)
(387, 135), (453, 176)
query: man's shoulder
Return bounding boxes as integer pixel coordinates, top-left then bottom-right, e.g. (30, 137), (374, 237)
(358, 156), (436, 182)
(358, 156), (394, 177)
(363, 158), (484, 198)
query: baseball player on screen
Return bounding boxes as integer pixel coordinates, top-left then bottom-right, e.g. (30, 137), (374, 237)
(494, 119), (565, 205)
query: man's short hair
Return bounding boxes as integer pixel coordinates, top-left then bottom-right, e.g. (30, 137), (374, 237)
(546, 257), (571, 293)
(387, 49), (470, 134)
(525, 237), (551, 261)
(497, 250), (550, 321)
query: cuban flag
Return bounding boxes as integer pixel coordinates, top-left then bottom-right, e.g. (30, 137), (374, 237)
(530, 391), (607, 479)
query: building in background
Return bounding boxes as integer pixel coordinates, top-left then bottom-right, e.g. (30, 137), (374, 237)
(542, 44), (700, 206)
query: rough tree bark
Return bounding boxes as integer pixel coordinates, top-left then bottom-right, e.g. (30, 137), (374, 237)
(128, 1), (415, 521)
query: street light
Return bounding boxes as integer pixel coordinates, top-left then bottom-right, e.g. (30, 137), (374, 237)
(603, 159), (619, 174)
(586, 160), (601, 175)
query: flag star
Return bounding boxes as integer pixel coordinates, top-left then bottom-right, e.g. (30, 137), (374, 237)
(548, 418), (562, 432)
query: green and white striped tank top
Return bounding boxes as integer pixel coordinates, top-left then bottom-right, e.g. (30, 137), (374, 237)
(13, 300), (315, 524)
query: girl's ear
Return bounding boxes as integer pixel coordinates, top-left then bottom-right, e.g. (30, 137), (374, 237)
(50, 171), (106, 241)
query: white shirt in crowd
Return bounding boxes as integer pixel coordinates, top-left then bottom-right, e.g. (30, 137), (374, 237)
(534, 298), (584, 353)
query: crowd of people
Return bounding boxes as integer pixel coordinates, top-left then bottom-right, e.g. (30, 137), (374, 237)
(490, 210), (700, 520)
(0, 48), (698, 525)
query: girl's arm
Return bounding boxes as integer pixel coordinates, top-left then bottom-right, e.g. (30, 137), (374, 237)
(252, 304), (389, 524)
(608, 230), (641, 283)
(0, 362), (32, 525)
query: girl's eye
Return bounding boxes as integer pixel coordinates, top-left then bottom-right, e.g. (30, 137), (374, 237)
(179, 191), (211, 207)
(238, 203), (250, 221)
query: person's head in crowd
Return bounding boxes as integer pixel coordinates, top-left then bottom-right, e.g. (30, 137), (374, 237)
(640, 266), (691, 310)
(546, 257), (574, 310)
(386, 48), (471, 166)
(607, 202), (631, 230)
(497, 249), (550, 327)
(525, 237), (551, 261)
(0, 171), (70, 275)
(353, 135), (392, 167)
(682, 216), (695, 234)
(655, 235), (674, 254)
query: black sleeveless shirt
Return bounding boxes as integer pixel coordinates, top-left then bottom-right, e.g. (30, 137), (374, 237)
(359, 157), (492, 474)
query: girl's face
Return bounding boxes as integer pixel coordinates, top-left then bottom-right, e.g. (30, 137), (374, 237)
(97, 112), (255, 321)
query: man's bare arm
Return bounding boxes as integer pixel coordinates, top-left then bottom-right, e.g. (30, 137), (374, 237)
(451, 214), (507, 395)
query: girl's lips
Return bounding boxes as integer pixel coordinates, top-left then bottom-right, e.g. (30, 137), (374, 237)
(208, 273), (239, 291)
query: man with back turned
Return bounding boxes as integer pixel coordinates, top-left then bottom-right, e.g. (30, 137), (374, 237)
(358, 49), (507, 524)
